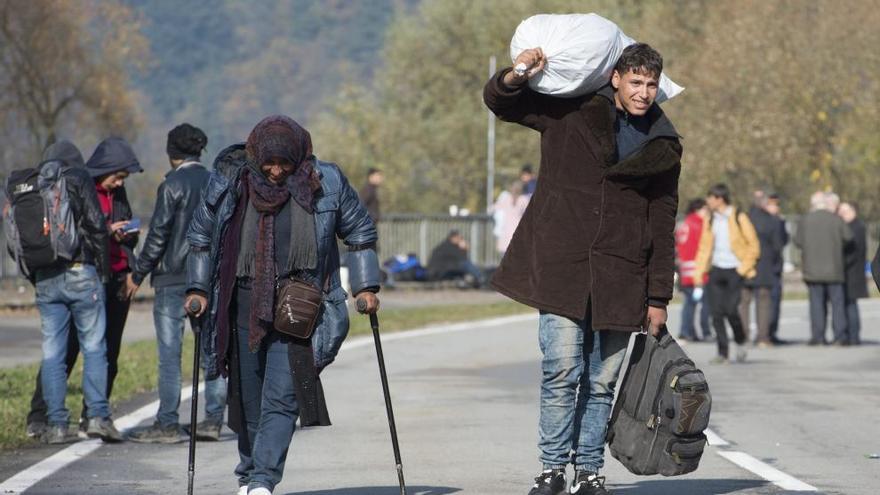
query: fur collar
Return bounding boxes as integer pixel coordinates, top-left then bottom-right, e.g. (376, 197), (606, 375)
(578, 87), (683, 179)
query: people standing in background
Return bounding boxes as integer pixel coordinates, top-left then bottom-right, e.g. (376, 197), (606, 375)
(794, 191), (852, 346)
(838, 202), (868, 346)
(739, 191), (788, 347)
(358, 167), (383, 223)
(675, 198), (711, 341)
(519, 164), (538, 196)
(492, 180), (530, 255)
(764, 193), (788, 344)
(695, 183), (760, 364)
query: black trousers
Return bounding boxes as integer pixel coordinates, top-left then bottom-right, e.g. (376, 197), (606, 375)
(707, 267), (747, 358)
(28, 272), (132, 424)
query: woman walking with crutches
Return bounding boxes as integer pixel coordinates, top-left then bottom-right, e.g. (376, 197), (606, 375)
(184, 115), (382, 495)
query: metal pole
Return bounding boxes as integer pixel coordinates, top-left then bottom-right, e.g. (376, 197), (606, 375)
(486, 55), (497, 214)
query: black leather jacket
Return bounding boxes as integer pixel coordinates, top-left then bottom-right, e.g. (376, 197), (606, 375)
(132, 161), (210, 287)
(53, 165), (111, 281)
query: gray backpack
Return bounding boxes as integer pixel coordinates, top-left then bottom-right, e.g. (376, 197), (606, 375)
(607, 330), (711, 476)
(2, 160), (79, 277)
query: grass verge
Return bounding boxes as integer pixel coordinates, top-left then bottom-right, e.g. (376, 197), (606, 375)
(0, 300), (530, 451)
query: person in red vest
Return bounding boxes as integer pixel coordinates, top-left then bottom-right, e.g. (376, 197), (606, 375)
(675, 198), (711, 341)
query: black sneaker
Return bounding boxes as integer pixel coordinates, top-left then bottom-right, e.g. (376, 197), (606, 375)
(40, 424), (69, 444)
(26, 421), (47, 438)
(528, 468), (566, 495)
(183, 419), (222, 441)
(86, 417), (124, 443)
(570, 471), (611, 495)
(128, 421), (183, 444)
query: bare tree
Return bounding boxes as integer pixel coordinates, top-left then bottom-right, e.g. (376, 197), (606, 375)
(0, 0), (148, 170)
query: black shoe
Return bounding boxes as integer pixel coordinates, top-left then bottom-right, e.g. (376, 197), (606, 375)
(571, 471), (611, 495)
(183, 419), (222, 441)
(528, 469), (566, 495)
(128, 421), (183, 444)
(26, 421), (47, 439)
(86, 417), (124, 443)
(40, 424), (69, 445)
(807, 339), (827, 346)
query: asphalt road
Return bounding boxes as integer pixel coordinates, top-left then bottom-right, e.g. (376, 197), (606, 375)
(2, 299), (879, 494)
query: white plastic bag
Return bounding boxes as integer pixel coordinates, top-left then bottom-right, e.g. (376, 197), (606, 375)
(510, 13), (684, 102)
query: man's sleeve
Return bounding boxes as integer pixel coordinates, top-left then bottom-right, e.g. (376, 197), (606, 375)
(646, 163), (681, 307)
(132, 181), (177, 284)
(483, 68), (550, 132)
(68, 170), (110, 281)
(336, 171), (381, 295)
(871, 245), (880, 292)
(186, 175), (224, 297)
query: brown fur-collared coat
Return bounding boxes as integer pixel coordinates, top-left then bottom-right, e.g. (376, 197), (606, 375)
(484, 69), (682, 331)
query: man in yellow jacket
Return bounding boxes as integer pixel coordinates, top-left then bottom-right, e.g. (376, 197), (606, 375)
(694, 184), (760, 363)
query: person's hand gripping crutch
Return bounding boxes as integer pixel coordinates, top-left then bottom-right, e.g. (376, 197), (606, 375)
(356, 293), (407, 495)
(184, 293), (208, 495)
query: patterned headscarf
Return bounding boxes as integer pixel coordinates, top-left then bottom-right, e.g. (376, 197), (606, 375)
(245, 115), (321, 212)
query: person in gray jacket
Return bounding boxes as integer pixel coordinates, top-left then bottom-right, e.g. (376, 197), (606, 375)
(794, 192), (853, 345)
(126, 124), (228, 443)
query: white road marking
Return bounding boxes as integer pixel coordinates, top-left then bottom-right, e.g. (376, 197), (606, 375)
(1, 312), (820, 493)
(717, 451), (818, 491)
(0, 384), (197, 494)
(0, 315), (541, 494)
(704, 427), (730, 446)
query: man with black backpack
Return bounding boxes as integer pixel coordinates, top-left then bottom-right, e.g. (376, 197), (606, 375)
(3, 140), (123, 444)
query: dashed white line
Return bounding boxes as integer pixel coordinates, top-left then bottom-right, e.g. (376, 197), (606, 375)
(704, 427), (730, 446)
(0, 384), (198, 494)
(717, 451), (818, 491)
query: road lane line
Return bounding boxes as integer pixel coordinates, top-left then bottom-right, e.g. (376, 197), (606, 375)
(704, 427), (730, 446)
(717, 451), (818, 491)
(0, 315), (541, 493)
(0, 384), (197, 494)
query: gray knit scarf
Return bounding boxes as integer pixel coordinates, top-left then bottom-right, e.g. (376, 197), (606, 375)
(236, 187), (318, 279)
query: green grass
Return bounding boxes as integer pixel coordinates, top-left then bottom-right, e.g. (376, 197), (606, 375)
(0, 300), (530, 451)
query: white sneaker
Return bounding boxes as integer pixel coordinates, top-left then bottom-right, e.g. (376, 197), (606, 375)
(237, 486), (248, 495)
(249, 488), (272, 495)
(735, 345), (748, 363)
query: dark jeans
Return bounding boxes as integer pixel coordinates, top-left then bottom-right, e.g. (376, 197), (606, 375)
(768, 277), (783, 340)
(234, 326), (299, 492)
(845, 299), (861, 344)
(707, 267), (747, 358)
(679, 286), (711, 340)
(806, 282), (847, 343)
(739, 286), (772, 343)
(28, 271), (130, 425)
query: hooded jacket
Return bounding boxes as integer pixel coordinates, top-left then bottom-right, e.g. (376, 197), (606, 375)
(484, 69), (681, 329)
(84, 137), (143, 178)
(40, 141), (110, 281)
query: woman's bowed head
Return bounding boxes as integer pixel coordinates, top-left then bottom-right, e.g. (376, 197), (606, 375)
(184, 115), (379, 318)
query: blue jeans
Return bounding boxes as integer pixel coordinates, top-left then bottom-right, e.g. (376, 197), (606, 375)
(235, 327), (299, 492)
(35, 264), (110, 425)
(679, 287), (710, 339)
(154, 284), (227, 426)
(538, 312), (631, 473)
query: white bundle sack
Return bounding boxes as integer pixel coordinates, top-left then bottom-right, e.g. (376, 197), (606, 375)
(510, 13), (684, 102)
